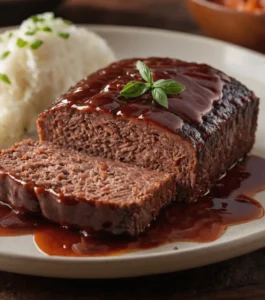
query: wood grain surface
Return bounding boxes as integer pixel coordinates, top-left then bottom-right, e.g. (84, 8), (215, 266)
(0, 1), (264, 299)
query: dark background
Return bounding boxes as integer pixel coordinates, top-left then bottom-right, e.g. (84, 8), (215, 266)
(0, 1), (265, 299)
(0, 0), (198, 33)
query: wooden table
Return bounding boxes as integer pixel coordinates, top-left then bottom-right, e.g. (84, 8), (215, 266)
(0, 1), (265, 299)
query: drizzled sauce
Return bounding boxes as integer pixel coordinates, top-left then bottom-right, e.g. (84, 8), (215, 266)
(53, 57), (243, 133)
(0, 155), (264, 257)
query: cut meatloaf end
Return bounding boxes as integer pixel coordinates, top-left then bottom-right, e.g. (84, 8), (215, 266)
(0, 140), (176, 236)
(37, 57), (259, 202)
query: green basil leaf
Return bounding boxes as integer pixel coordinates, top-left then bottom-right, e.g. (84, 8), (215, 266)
(153, 79), (185, 95)
(136, 61), (153, 85)
(120, 81), (150, 98)
(152, 88), (168, 108)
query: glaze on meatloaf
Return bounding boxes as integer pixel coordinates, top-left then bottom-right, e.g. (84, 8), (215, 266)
(37, 57), (259, 202)
(0, 140), (176, 235)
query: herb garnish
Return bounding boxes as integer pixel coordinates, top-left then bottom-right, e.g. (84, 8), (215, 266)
(0, 74), (11, 84)
(0, 14), (73, 86)
(120, 61), (185, 108)
(42, 26), (52, 32)
(0, 51), (10, 60)
(25, 30), (38, 36)
(26, 26), (52, 36)
(30, 39), (43, 50)
(17, 38), (28, 48)
(58, 32), (70, 39)
(31, 15), (45, 23)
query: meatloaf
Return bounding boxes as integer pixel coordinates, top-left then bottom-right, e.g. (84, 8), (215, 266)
(0, 140), (176, 235)
(37, 57), (259, 202)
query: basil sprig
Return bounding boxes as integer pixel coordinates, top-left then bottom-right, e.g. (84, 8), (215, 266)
(120, 60), (185, 108)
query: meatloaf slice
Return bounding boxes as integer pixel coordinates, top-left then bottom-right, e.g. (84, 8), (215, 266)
(37, 57), (259, 202)
(0, 140), (176, 235)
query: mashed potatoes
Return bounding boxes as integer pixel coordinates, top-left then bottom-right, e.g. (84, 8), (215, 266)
(0, 13), (115, 148)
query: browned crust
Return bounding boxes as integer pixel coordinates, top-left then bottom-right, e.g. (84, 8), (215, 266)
(37, 58), (259, 203)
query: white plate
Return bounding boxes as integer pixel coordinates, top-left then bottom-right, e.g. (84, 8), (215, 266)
(0, 25), (265, 279)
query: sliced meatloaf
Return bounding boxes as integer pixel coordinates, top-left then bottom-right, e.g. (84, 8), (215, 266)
(37, 57), (259, 202)
(0, 140), (176, 235)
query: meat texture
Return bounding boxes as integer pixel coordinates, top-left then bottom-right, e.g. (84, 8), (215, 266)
(0, 140), (176, 235)
(37, 57), (259, 202)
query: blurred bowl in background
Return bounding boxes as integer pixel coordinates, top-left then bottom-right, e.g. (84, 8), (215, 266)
(186, 0), (265, 53)
(0, 0), (65, 26)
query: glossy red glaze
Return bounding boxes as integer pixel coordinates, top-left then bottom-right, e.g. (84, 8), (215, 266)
(54, 58), (230, 132)
(0, 155), (264, 257)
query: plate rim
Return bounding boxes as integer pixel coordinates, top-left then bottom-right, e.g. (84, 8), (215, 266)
(2, 23), (265, 60)
(85, 24), (265, 59)
(0, 24), (265, 275)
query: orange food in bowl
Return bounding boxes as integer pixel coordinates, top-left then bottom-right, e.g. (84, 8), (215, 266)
(186, 0), (265, 53)
(223, 0), (265, 12)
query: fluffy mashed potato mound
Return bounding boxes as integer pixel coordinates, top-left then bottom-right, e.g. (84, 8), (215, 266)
(0, 13), (115, 148)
